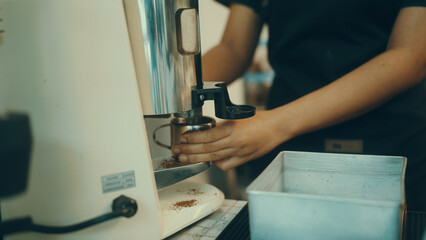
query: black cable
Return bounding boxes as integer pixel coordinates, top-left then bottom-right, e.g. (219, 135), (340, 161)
(28, 212), (121, 234)
(1, 195), (137, 236)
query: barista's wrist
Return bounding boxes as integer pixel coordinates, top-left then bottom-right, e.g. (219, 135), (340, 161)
(267, 108), (298, 146)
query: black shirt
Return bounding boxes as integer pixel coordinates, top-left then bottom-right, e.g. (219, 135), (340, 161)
(216, 0), (426, 211)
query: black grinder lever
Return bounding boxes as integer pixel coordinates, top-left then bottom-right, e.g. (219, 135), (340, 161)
(192, 82), (256, 119)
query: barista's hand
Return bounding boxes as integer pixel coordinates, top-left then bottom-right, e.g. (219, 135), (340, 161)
(172, 111), (287, 171)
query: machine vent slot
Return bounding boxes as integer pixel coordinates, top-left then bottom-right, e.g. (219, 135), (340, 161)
(0, 6), (4, 31)
(0, 6), (4, 44)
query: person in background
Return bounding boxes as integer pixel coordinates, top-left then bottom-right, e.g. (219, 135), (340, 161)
(174, 0), (426, 211)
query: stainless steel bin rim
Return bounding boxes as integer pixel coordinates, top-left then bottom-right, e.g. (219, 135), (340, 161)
(247, 151), (407, 204)
(247, 190), (405, 208)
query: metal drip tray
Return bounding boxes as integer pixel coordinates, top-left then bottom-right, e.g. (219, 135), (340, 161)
(154, 158), (210, 190)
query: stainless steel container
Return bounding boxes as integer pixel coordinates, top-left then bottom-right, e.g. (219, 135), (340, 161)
(124, 0), (255, 119)
(247, 151), (407, 240)
(124, 0), (201, 115)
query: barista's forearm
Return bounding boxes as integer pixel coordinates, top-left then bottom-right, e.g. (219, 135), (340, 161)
(201, 3), (263, 84)
(202, 43), (252, 83)
(270, 47), (425, 143)
(269, 7), (426, 144)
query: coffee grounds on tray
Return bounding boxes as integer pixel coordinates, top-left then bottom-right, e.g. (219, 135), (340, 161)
(171, 199), (198, 211)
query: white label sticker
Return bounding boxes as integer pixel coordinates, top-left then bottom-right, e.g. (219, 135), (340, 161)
(102, 171), (136, 193)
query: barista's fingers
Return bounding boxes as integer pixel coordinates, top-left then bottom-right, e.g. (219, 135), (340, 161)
(214, 156), (249, 171)
(177, 148), (236, 163)
(214, 148), (258, 170)
(180, 122), (232, 144)
(174, 137), (230, 154)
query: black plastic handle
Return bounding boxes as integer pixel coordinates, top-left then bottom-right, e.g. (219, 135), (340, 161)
(192, 82), (256, 119)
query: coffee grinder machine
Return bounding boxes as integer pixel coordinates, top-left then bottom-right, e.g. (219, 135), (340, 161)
(0, 0), (254, 239)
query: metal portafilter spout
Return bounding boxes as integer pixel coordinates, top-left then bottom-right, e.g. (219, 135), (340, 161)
(153, 86), (255, 190)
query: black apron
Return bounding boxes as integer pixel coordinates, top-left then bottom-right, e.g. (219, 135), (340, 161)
(219, 0), (426, 211)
